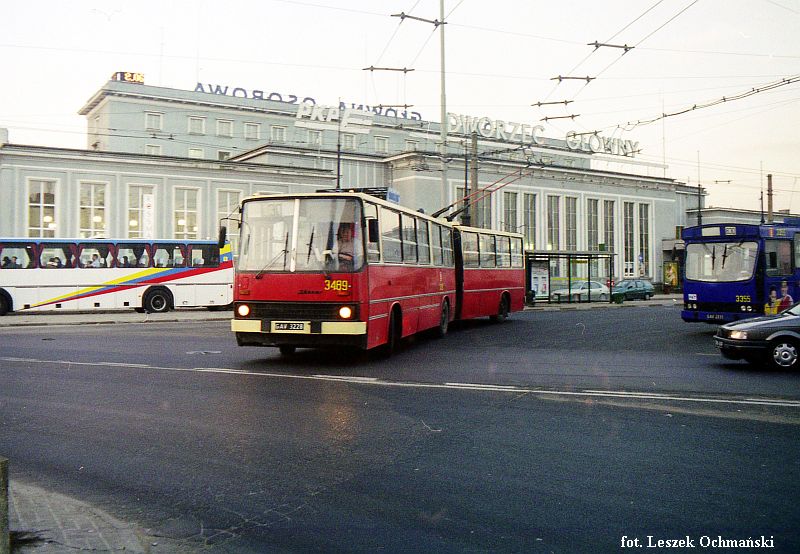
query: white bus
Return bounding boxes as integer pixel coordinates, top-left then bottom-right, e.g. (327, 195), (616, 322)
(0, 238), (233, 315)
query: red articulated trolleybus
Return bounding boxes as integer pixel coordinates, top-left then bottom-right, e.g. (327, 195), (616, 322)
(226, 192), (525, 354)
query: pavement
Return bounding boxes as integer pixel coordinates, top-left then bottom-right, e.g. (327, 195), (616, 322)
(1, 293), (684, 552)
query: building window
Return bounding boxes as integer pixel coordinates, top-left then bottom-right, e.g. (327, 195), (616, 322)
(587, 199), (599, 250)
(188, 116), (206, 135)
(28, 179), (57, 238)
(565, 197), (577, 251)
(144, 144), (161, 155)
(217, 190), (242, 254)
(503, 191), (518, 233)
(639, 204), (650, 276)
(218, 150), (232, 161)
(188, 148), (204, 159)
(342, 133), (356, 150)
(603, 200), (615, 252)
(375, 136), (389, 154)
(523, 193), (535, 250)
(145, 112), (162, 131)
(405, 140), (418, 151)
(128, 185), (155, 238)
(623, 202), (635, 277)
(308, 130), (322, 146)
(217, 119), (233, 138)
(174, 188), (199, 240)
(79, 182), (108, 238)
(244, 122), (260, 140)
(546, 196), (560, 251)
(271, 125), (287, 143)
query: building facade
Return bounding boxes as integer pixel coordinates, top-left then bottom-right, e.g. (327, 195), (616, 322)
(2, 74), (705, 283)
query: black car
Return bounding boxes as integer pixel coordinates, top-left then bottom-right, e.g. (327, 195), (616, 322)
(714, 304), (800, 369)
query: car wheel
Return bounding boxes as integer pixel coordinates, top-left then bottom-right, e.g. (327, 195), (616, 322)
(599, 293), (607, 302)
(0, 295), (8, 316)
(768, 339), (800, 370)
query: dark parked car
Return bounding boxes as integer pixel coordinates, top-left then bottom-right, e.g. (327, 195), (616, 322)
(612, 279), (654, 300)
(714, 304), (800, 369)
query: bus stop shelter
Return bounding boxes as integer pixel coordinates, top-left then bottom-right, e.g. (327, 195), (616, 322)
(525, 250), (617, 304)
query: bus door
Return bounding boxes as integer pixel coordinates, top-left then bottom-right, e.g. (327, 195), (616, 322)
(763, 239), (794, 314)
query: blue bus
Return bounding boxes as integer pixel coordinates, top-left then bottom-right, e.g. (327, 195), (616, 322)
(682, 221), (800, 323)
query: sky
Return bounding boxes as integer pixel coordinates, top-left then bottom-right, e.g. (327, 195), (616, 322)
(1, 0), (798, 211)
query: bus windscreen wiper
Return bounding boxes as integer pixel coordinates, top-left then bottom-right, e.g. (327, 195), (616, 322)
(721, 244), (728, 268)
(306, 226), (315, 263)
(254, 232), (289, 280)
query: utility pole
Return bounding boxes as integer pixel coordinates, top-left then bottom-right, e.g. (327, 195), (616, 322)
(461, 140), (470, 226)
(336, 99), (342, 190)
(470, 132), (479, 227)
(438, 0), (448, 215)
(767, 173), (774, 223)
(390, 4), (448, 210)
(697, 184), (702, 226)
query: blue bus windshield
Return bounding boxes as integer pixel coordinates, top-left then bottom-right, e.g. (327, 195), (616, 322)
(685, 241), (757, 282)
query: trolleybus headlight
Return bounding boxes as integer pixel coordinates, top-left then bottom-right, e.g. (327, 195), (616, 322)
(338, 306), (353, 319)
(729, 330), (748, 340)
(237, 304), (251, 317)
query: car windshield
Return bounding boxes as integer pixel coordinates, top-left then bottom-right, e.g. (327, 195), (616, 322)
(685, 241), (758, 282)
(238, 197), (363, 273)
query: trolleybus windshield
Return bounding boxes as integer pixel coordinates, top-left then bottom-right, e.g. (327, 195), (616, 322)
(685, 241), (757, 282)
(238, 197), (363, 274)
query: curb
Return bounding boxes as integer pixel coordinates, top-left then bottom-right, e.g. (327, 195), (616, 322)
(9, 482), (146, 553)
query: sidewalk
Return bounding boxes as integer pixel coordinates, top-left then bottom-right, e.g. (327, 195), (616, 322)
(526, 293), (682, 311)
(0, 295), (683, 329)
(8, 481), (147, 553)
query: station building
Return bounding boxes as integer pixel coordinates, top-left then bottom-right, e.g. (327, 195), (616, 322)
(0, 72), (704, 284)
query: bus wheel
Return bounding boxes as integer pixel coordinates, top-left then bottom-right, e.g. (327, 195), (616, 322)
(279, 345), (296, 356)
(490, 295), (509, 322)
(0, 295), (8, 316)
(435, 300), (450, 338)
(143, 289), (172, 313)
(384, 310), (402, 356)
(768, 339), (799, 370)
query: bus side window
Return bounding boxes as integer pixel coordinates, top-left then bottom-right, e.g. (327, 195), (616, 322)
(462, 232), (479, 268)
(380, 207), (402, 263)
(496, 236), (511, 267)
(364, 202), (380, 263)
(190, 245), (220, 267)
(479, 234), (496, 267)
(431, 224), (444, 266)
(417, 219), (431, 264)
(511, 237), (524, 268)
(401, 215), (418, 264)
(441, 227), (454, 267)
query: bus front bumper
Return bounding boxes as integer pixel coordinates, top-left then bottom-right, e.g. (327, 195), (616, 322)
(231, 319), (368, 348)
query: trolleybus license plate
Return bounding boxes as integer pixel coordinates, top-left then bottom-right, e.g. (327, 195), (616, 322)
(271, 321), (310, 333)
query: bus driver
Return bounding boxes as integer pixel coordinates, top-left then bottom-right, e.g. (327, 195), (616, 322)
(336, 223), (355, 270)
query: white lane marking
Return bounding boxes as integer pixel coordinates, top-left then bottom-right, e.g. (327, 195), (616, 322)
(314, 375), (379, 383)
(3, 356), (800, 409)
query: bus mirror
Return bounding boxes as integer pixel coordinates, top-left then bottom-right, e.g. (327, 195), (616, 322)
(367, 219), (379, 243)
(218, 226), (227, 248)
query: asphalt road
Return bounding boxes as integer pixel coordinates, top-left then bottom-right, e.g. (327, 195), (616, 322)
(1, 305), (799, 552)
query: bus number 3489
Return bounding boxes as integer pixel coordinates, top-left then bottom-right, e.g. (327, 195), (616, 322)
(324, 279), (350, 292)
